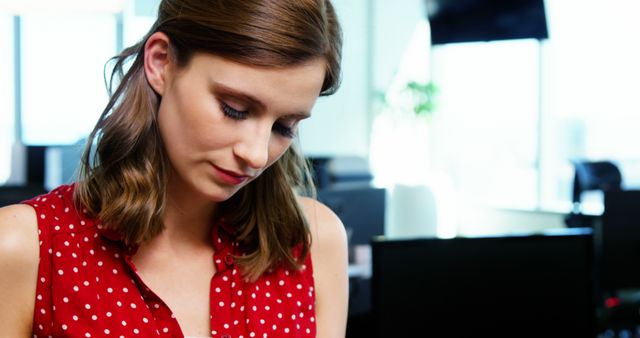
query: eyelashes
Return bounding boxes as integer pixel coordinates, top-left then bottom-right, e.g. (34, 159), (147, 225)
(272, 123), (296, 139)
(221, 102), (247, 120)
(221, 102), (296, 138)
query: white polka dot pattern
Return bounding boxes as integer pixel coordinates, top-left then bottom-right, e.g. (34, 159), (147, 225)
(25, 185), (317, 337)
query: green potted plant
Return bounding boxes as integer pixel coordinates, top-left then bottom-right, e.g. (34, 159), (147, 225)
(405, 81), (438, 118)
(370, 80), (439, 186)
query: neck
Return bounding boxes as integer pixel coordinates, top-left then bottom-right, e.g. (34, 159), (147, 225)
(158, 176), (219, 250)
(163, 197), (217, 245)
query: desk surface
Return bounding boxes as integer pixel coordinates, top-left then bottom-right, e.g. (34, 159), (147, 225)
(348, 263), (371, 279)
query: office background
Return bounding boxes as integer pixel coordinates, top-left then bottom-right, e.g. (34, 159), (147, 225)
(2, 0), (640, 336)
(2, 0), (640, 239)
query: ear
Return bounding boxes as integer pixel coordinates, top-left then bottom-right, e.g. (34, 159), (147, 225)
(144, 32), (172, 96)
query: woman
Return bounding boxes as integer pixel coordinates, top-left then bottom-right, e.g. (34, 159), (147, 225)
(0, 0), (348, 337)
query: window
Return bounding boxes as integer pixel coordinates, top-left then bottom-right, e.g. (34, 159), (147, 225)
(430, 39), (540, 210)
(0, 15), (15, 184)
(0, 1), (160, 186)
(539, 0), (640, 213)
(20, 13), (117, 145)
(377, 0), (640, 213)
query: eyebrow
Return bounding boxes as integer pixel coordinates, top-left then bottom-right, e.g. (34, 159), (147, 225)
(211, 82), (311, 119)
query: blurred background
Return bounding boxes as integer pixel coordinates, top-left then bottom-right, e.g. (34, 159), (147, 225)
(2, 1), (640, 336)
(2, 0), (639, 236)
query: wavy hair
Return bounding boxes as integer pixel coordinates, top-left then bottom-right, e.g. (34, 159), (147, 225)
(75, 0), (342, 281)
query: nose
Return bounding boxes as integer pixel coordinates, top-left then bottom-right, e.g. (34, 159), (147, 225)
(233, 123), (271, 170)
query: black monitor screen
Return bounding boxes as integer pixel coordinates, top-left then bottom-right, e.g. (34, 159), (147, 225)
(601, 190), (640, 292)
(317, 187), (385, 253)
(372, 231), (596, 337)
(426, 0), (549, 45)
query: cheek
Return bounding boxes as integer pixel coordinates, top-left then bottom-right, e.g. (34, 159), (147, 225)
(157, 93), (226, 152)
(157, 103), (183, 151)
(266, 139), (293, 167)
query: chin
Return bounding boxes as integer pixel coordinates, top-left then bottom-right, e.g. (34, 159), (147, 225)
(197, 183), (243, 203)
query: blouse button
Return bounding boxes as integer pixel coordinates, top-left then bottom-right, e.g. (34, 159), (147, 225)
(221, 334), (231, 338)
(224, 254), (234, 266)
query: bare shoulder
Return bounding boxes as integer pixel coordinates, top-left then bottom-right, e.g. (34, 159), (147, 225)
(298, 197), (349, 337)
(0, 203), (39, 258)
(298, 196), (347, 249)
(0, 204), (39, 336)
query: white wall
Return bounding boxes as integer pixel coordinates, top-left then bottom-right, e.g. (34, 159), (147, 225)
(371, 0), (426, 92)
(0, 16), (19, 184)
(300, 0), (426, 159)
(299, 0), (371, 158)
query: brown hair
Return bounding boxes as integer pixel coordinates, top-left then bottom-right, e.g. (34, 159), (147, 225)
(75, 0), (342, 281)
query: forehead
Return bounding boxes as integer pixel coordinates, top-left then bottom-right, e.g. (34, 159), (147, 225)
(175, 53), (327, 115)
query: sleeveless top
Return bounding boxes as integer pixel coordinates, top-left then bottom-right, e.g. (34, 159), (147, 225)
(24, 184), (317, 338)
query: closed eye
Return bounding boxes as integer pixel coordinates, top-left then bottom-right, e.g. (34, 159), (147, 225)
(222, 101), (298, 138)
(272, 122), (296, 138)
(221, 102), (248, 120)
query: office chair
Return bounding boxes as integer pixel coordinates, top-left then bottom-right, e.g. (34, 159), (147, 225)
(565, 160), (622, 228)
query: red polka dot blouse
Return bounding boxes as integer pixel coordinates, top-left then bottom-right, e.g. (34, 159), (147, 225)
(24, 185), (317, 338)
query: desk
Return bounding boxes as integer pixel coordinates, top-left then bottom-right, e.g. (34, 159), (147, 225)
(347, 262), (374, 337)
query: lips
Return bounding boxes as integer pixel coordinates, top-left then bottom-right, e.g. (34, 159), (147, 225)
(211, 164), (250, 185)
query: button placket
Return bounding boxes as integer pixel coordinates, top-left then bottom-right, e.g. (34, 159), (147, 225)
(224, 253), (234, 266)
(122, 252), (183, 337)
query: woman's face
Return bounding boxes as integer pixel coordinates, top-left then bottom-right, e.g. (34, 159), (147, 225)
(156, 53), (326, 202)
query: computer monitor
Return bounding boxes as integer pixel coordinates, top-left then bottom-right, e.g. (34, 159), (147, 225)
(371, 230), (597, 337)
(601, 190), (640, 293)
(316, 186), (385, 257)
(26, 145), (47, 186)
(317, 186), (385, 318)
(0, 184), (48, 207)
(426, 0), (549, 45)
